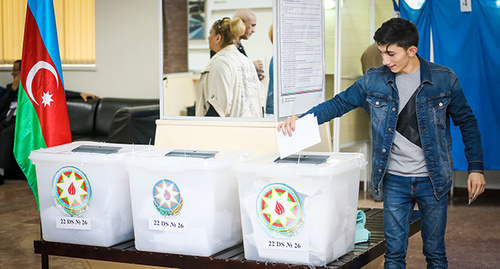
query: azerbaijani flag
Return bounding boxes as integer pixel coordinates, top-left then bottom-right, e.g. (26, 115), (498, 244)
(14, 0), (72, 206)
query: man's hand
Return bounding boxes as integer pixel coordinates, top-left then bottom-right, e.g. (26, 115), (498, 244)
(79, 93), (98, 102)
(12, 74), (20, 91)
(277, 115), (299, 137)
(253, 59), (264, 71)
(468, 172), (486, 204)
(253, 60), (265, 81)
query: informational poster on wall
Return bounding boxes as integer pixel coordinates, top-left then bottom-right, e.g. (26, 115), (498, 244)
(275, 0), (325, 119)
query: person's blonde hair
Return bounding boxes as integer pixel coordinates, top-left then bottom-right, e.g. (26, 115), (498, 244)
(212, 17), (245, 48)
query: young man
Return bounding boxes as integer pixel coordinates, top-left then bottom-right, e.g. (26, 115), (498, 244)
(278, 18), (486, 268)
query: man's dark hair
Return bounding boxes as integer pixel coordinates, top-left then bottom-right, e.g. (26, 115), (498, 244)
(373, 18), (419, 50)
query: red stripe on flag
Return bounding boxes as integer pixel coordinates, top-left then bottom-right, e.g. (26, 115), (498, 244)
(20, 7), (71, 147)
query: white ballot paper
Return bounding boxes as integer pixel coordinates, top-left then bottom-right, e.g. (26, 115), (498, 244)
(276, 114), (321, 159)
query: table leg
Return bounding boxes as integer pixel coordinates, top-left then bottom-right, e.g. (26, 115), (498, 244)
(41, 254), (49, 269)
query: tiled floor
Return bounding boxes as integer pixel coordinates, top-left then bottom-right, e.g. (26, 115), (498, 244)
(1, 178), (499, 269)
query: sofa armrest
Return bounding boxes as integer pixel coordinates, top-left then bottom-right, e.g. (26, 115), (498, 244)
(66, 98), (100, 140)
(95, 98), (159, 138)
(107, 104), (159, 144)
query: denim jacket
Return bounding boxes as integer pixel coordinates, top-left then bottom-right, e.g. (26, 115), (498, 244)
(303, 55), (483, 199)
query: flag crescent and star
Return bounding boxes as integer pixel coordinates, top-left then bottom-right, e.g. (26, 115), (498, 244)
(25, 61), (60, 106)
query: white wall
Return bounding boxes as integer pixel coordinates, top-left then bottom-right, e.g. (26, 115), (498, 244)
(64, 0), (161, 98)
(0, 72), (10, 87)
(1, 0), (161, 99)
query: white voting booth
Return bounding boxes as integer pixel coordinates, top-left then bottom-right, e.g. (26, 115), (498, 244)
(156, 0), (330, 154)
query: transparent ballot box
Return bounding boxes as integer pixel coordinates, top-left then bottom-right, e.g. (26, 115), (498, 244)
(30, 142), (151, 247)
(125, 148), (248, 256)
(234, 152), (366, 266)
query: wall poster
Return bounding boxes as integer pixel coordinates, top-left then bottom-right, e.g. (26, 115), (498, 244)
(275, 0), (325, 119)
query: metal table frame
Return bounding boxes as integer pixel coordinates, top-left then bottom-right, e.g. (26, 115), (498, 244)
(34, 208), (421, 269)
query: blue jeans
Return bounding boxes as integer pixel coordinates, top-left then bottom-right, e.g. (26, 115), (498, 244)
(383, 173), (448, 269)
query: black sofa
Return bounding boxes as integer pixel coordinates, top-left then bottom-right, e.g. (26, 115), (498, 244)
(4, 97), (159, 180)
(66, 97), (159, 144)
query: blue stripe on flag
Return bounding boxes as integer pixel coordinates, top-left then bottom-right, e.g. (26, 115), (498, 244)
(27, 0), (65, 87)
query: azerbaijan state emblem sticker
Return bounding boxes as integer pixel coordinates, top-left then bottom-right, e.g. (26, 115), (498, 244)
(153, 179), (183, 217)
(256, 183), (304, 237)
(52, 166), (92, 217)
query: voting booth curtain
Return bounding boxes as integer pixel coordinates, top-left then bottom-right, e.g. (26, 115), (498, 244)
(396, 0), (500, 170)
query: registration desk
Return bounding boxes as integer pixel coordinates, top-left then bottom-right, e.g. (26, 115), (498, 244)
(34, 208), (421, 269)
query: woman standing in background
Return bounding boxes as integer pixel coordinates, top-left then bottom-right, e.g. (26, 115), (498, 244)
(195, 17), (264, 118)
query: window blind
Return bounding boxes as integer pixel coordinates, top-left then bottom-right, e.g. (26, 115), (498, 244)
(0, 0), (95, 65)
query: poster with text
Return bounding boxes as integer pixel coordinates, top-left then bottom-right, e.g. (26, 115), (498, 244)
(276, 0), (325, 119)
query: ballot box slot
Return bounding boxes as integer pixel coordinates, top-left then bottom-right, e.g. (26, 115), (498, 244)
(165, 150), (219, 159)
(274, 154), (329, 165)
(71, 145), (122, 154)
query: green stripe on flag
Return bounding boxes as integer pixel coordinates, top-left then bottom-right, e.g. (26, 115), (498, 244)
(14, 84), (47, 208)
